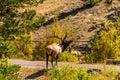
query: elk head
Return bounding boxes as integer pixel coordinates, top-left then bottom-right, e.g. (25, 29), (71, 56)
(48, 32), (73, 52)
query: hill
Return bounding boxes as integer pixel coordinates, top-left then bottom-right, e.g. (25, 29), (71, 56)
(31, 0), (120, 52)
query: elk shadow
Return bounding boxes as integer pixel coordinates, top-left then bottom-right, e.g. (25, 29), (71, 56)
(43, 5), (91, 26)
(25, 69), (47, 79)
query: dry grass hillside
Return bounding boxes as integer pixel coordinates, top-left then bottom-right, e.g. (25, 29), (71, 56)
(31, 0), (120, 51)
(17, 1), (120, 79)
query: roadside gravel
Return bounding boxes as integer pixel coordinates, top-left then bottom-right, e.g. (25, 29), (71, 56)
(10, 59), (120, 71)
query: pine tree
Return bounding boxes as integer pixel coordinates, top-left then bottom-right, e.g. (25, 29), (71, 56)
(0, 0), (45, 57)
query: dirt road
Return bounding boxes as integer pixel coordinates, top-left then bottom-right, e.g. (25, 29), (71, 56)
(10, 59), (120, 71)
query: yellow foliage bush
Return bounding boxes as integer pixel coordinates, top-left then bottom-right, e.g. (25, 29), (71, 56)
(47, 16), (75, 44)
(58, 51), (78, 62)
(86, 20), (120, 63)
(12, 33), (33, 60)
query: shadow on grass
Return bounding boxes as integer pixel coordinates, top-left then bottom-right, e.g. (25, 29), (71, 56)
(25, 69), (48, 79)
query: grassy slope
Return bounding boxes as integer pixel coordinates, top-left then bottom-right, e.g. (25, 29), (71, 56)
(18, 0), (120, 79)
(33, 0), (120, 51)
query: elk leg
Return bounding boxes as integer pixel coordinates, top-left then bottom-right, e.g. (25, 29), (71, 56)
(51, 56), (54, 67)
(78, 55), (80, 61)
(55, 55), (59, 66)
(46, 54), (49, 70)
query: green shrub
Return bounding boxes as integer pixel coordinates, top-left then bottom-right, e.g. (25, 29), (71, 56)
(49, 67), (93, 80)
(33, 39), (47, 60)
(0, 57), (21, 80)
(49, 66), (119, 80)
(77, 68), (93, 80)
(10, 33), (33, 60)
(86, 0), (102, 7)
(58, 51), (78, 62)
(49, 67), (88, 80)
(106, 69), (117, 80)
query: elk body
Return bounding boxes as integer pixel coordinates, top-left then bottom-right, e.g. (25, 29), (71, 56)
(46, 32), (73, 70)
(46, 43), (62, 70)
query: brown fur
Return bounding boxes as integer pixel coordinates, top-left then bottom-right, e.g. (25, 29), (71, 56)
(46, 43), (62, 70)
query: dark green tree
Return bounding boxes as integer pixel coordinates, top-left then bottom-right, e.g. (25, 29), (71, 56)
(0, 0), (45, 57)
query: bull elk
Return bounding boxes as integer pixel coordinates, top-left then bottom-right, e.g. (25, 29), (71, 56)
(46, 34), (73, 70)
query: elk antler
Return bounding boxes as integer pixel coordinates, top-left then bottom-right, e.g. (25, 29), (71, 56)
(47, 31), (73, 52)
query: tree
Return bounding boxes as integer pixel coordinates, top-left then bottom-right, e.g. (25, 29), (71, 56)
(86, 20), (120, 63)
(0, 0), (45, 57)
(47, 16), (76, 52)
